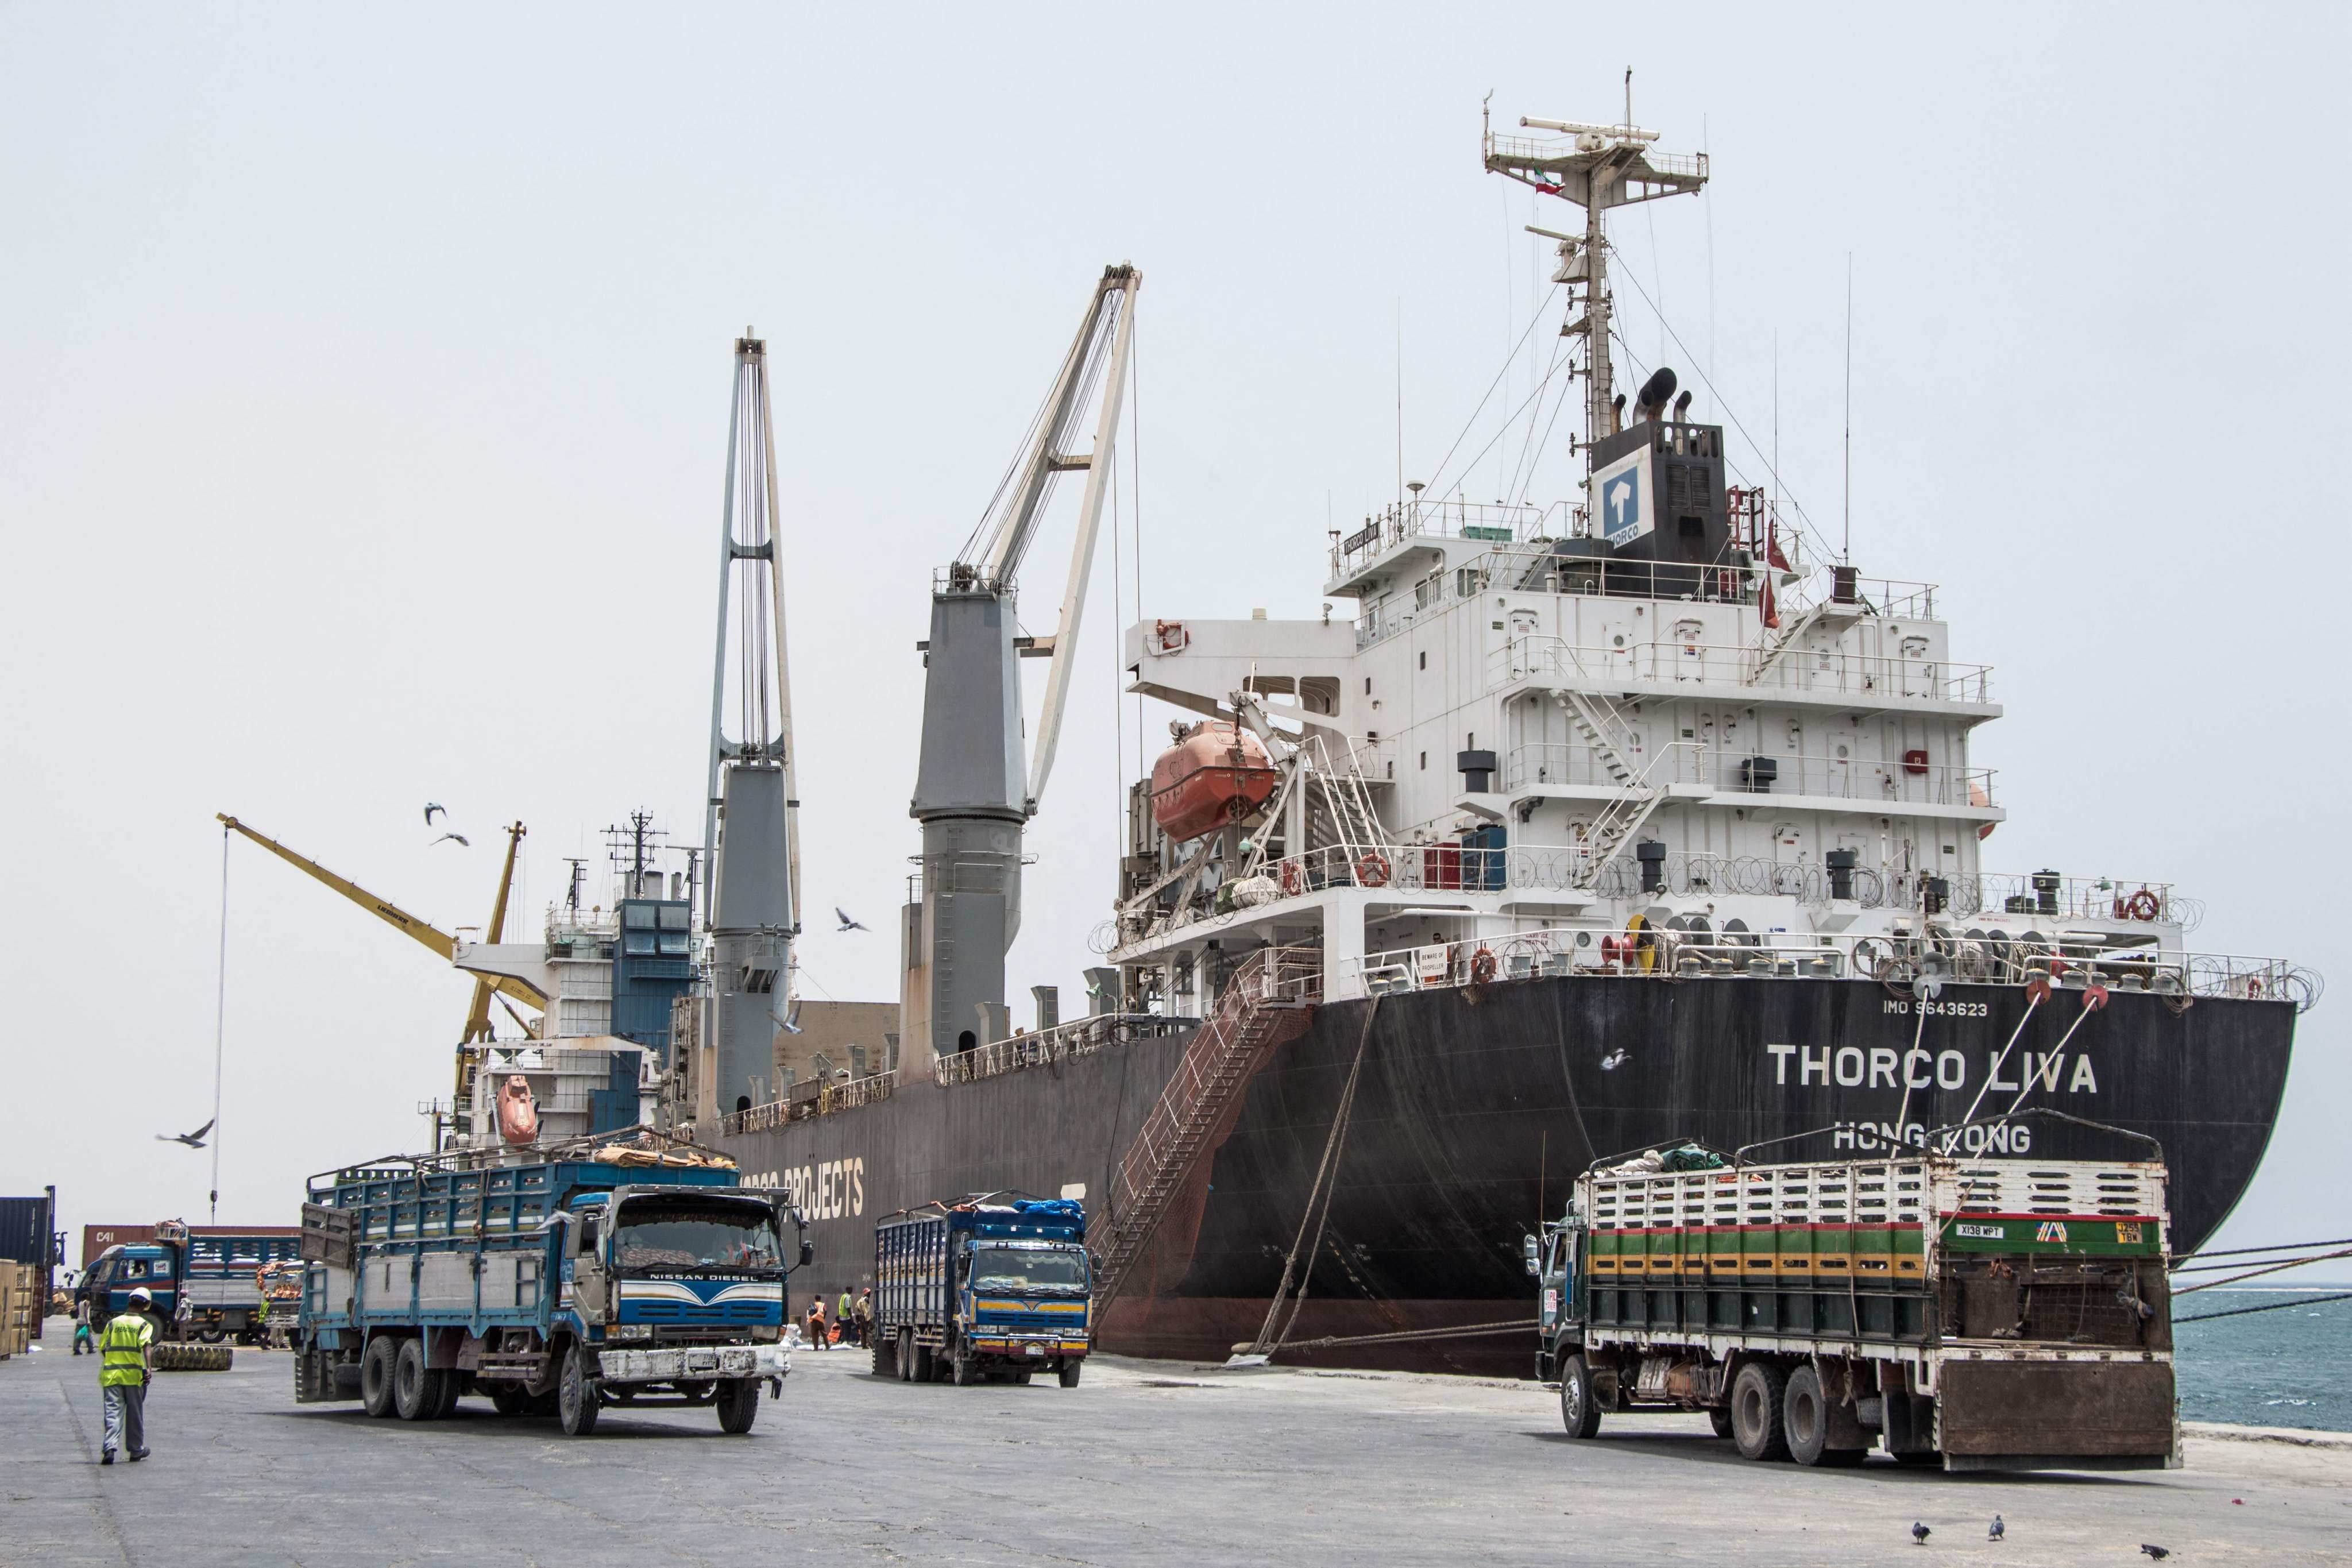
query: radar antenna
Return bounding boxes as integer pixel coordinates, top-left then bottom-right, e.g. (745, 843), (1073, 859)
(1483, 103), (1708, 456)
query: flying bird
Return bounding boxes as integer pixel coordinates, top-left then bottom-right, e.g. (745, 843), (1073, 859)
(835, 907), (869, 933)
(431, 832), (471, 848)
(1911, 1522), (1930, 1545)
(1988, 1515), (2004, 1542)
(2140, 1549), (2169, 1563)
(423, 802), (447, 824)
(1600, 1049), (1629, 1071)
(156, 1118), (216, 1149)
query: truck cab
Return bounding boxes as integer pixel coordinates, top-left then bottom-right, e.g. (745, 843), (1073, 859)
(78, 1243), (178, 1326)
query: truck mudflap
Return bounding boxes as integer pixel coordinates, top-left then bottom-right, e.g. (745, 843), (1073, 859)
(597, 1345), (789, 1384)
(1936, 1359), (2179, 1470)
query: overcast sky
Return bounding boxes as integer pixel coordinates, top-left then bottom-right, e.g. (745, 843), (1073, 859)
(5, 5), (2346, 1281)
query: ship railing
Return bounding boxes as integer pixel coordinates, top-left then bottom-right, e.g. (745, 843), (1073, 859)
(1327, 497), (1569, 581)
(1583, 852), (2193, 925)
(1492, 634), (1993, 705)
(1771, 568), (1943, 625)
(721, 1069), (899, 1136)
(1347, 925), (2319, 1011)
(933, 1013), (1199, 1089)
(1501, 741), (1998, 808)
(1484, 132), (1710, 185)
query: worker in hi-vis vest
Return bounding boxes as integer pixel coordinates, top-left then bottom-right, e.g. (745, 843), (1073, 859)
(99, 1287), (158, 1465)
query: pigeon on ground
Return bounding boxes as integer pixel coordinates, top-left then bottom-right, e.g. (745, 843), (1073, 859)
(430, 832), (471, 848)
(2140, 1550), (2169, 1563)
(423, 802), (447, 824)
(1988, 1515), (2004, 1541)
(835, 907), (869, 932)
(1600, 1049), (1629, 1071)
(156, 1118), (216, 1149)
(1911, 1522), (1931, 1544)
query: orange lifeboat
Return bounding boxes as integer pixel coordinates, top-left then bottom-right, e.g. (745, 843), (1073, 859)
(1149, 721), (1277, 842)
(496, 1074), (539, 1145)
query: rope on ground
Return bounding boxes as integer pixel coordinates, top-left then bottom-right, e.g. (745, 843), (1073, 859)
(2175, 1292), (2352, 1326)
(1271, 1318), (1544, 1353)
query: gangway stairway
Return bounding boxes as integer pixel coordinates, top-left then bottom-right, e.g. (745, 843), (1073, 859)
(1092, 946), (1321, 1309)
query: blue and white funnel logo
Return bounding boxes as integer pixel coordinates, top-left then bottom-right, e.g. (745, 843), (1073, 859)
(1595, 447), (1650, 546)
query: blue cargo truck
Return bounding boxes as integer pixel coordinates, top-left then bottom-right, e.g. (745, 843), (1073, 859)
(77, 1221), (304, 1343)
(872, 1197), (1091, 1388)
(295, 1146), (810, 1435)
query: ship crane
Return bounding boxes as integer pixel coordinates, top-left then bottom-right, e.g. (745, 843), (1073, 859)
(215, 814), (544, 1118)
(911, 264), (1141, 1064)
(701, 331), (805, 1117)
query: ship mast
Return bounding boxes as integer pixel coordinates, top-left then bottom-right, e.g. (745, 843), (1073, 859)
(1482, 102), (1709, 456)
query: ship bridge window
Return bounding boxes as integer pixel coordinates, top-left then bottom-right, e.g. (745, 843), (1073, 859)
(658, 905), (690, 930)
(623, 904), (656, 929)
(624, 932), (657, 956)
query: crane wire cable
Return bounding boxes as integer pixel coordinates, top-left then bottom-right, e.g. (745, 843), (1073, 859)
(1419, 283), (1563, 505)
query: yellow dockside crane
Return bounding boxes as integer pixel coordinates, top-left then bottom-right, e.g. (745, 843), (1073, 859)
(215, 814), (549, 1122)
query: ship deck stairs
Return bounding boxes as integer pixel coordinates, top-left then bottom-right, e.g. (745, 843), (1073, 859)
(1092, 946), (1321, 1308)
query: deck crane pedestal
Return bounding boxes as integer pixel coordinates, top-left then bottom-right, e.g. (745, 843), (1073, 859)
(907, 264), (1140, 1072)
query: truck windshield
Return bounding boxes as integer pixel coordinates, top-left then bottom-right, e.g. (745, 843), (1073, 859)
(615, 1201), (781, 1271)
(972, 1246), (1087, 1292)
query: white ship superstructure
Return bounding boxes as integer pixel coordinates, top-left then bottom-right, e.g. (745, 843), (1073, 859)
(1106, 109), (2224, 1016)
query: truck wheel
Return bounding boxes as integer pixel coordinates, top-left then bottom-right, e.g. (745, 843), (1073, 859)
(871, 1335), (894, 1378)
(1783, 1365), (1866, 1466)
(558, 1343), (601, 1435)
(489, 1385), (527, 1417)
(1708, 1407), (1735, 1440)
(1057, 1360), (1082, 1389)
(392, 1338), (435, 1420)
(952, 1346), (981, 1387)
(1731, 1362), (1790, 1462)
(361, 1337), (399, 1418)
(195, 1324), (227, 1345)
(1010, 1369), (1032, 1385)
(431, 1369), (463, 1419)
(715, 1378), (760, 1434)
(913, 1341), (936, 1382)
(1559, 1354), (1602, 1439)
(897, 1330), (914, 1382)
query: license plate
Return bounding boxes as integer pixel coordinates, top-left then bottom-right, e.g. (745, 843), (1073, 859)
(1025, 1343), (1045, 1356)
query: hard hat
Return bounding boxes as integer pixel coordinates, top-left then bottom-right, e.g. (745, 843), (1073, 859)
(128, 1287), (153, 1303)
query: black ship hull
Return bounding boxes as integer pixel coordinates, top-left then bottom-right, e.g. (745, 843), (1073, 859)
(717, 975), (2294, 1376)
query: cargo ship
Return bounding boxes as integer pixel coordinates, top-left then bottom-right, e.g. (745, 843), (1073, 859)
(457, 110), (2315, 1376)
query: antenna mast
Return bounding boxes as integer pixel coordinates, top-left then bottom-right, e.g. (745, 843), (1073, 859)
(1484, 102), (1708, 458)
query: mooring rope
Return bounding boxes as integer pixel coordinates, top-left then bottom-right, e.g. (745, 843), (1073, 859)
(1249, 995), (1381, 1357)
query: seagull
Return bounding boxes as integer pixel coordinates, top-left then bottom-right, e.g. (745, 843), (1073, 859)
(2140, 1549), (2169, 1563)
(1988, 1515), (2004, 1542)
(430, 832), (471, 848)
(835, 907), (869, 933)
(156, 1118), (215, 1149)
(1911, 1522), (1931, 1545)
(423, 802), (447, 825)
(1600, 1049), (1629, 1071)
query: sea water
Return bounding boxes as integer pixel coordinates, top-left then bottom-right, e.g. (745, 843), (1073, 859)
(2172, 1288), (2352, 1432)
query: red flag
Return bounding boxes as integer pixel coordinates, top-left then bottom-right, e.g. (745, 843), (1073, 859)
(1760, 573), (1780, 631)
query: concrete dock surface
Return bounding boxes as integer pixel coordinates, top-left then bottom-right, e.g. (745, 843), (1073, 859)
(5, 1323), (2349, 1566)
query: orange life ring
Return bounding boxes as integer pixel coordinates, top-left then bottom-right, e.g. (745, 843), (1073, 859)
(2124, 889), (2162, 922)
(2247, 978), (2264, 999)
(1279, 859), (1303, 897)
(1469, 947), (1498, 984)
(1357, 852), (1391, 888)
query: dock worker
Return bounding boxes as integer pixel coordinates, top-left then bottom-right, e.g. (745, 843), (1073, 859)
(837, 1288), (856, 1347)
(72, 1291), (95, 1356)
(805, 1297), (829, 1350)
(853, 1287), (874, 1347)
(99, 1287), (158, 1465)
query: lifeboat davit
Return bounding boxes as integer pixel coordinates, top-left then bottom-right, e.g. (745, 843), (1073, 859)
(1149, 721), (1277, 842)
(497, 1074), (539, 1145)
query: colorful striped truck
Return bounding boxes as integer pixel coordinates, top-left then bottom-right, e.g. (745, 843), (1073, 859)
(1528, 1145), (2177, 1470)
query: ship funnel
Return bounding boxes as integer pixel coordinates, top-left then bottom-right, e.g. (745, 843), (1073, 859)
(1635, 367), (1678, 423)
(1673, 389), (1693, 420)
(1610, 392), (1626, 434)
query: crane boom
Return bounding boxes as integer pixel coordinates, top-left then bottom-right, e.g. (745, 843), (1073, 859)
(215, 813), (551, 1011)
